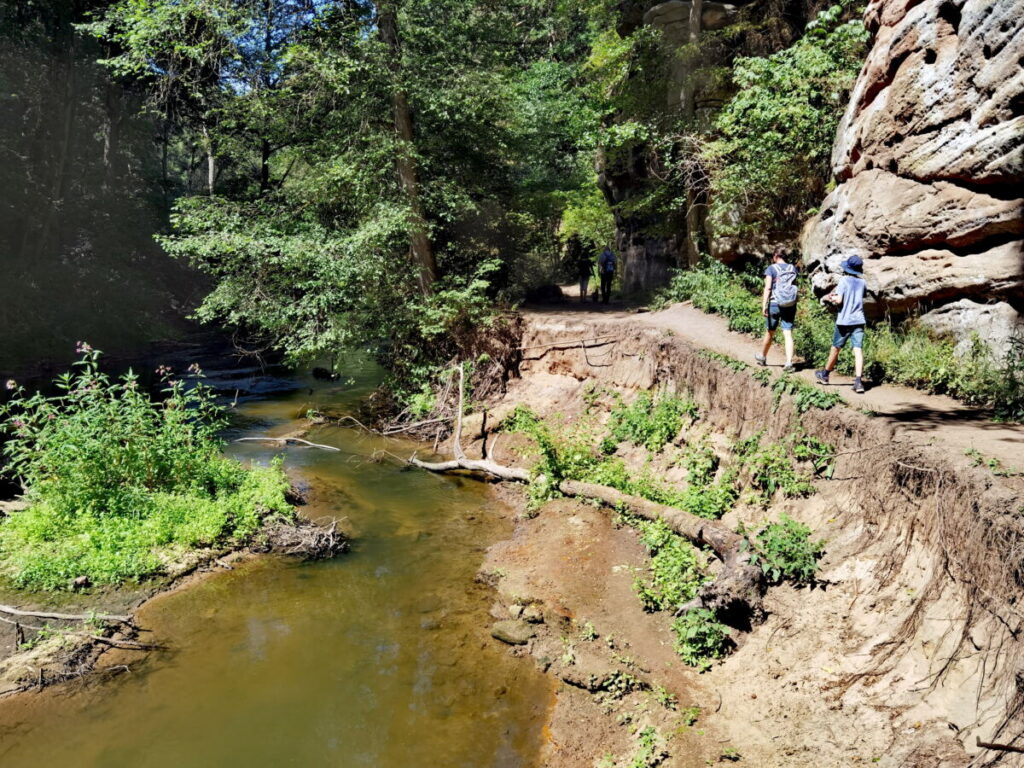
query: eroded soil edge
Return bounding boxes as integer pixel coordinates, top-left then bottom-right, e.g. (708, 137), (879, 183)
(470, 313), (1024, 768)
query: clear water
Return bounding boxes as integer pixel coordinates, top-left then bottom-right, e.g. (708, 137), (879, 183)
(0, 360), (550, 767)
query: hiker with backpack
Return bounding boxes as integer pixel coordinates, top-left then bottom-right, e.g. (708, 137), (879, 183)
(598, 246), (616, 305)
(815, 254), (867, 394)
(755, 248), (799, 372)
(568, 236), (595, 303)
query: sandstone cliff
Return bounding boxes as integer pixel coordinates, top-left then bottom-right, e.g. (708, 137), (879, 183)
(802, 0), (1024, 346)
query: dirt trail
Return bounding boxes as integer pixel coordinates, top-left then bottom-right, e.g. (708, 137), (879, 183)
(527, 295), (1024, 470)
(470, 295), (1024, 766)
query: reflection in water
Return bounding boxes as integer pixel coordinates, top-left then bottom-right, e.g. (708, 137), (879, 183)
(0, 360), (550, 767)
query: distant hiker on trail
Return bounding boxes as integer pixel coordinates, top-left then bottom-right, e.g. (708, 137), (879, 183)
(755, 247), (799, 372)
(598, 246), (616, 304)
(575, 243), (595, 303)
(816, 255), (868, 394)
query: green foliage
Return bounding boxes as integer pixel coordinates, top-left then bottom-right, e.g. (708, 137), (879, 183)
(671, 608), (730, 671)
(558, 183), (616, 248)
(627, 726), (668, 768)
(679, 705), (701, 726)
(650, 259), (763, 335)
(683, 437), (719, 486)
(736, 433), (815, 503)
(769, 374), (842, 413)
(964, 449), (1023, 478)
(705, 5), (869, 237)
(698, 350), (749, 373)
(630, 518), (708, 612)
(603, 391), (698, 453)
(746, 514), (825, 584)
(0, 348), (291, 589)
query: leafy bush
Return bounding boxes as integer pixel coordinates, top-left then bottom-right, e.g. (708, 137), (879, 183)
(704, 5), (869, 237)
(0, 348), (292, 589)
(736, 433), (815, 503)
(747, 514), (825, 584)
(683, 438), (718, 486)
(671, 608), (730, 671)
(769, 374), (842, 413)
(631, 518), (708, 612)
(603, 391), (698, 453)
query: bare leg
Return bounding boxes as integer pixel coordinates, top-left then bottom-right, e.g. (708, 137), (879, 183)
(824, 346), (841, 372)
(853, 347), (863, 378)
(781, 329), (794, 365)
(760, 330), (774, 359)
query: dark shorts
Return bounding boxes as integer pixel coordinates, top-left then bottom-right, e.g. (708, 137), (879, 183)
(833, 324), (865, 349)
(766, 302), (796, 331)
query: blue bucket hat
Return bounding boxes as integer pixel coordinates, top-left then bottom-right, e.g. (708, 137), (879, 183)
(842, 255), (864, 276)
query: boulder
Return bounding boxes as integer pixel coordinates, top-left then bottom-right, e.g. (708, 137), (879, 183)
(802, 0), (1024, 318)
(919, 300), (1024, 361)
(490, 620), (536, 646)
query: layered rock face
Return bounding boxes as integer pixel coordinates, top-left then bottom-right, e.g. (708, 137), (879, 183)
(802, 0), (1024, 344)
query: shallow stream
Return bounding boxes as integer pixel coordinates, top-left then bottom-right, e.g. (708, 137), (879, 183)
(0, 359), (550, 766)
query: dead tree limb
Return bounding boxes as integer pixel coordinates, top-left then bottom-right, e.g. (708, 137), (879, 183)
(75, 634), (166, 651)
(977, 737), (1024, 754)
(233, 437), (340, 452)
(0, 605), (132, 624)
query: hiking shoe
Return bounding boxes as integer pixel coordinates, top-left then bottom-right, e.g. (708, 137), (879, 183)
(754, 354), (767, 366)
(853, 377), (865, 394)
(783, 363), (796, 374)
(815, 369), (830, 385)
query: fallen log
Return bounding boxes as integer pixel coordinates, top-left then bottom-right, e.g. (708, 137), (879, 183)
(233, 436), (340, 452)
(406, 364), (765, 622)
(0, 605), (132, 624)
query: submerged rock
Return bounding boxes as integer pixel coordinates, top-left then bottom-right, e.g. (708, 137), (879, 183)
(490, 620), (536, 646)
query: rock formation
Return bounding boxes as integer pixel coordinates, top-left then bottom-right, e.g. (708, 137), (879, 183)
(802, 0), (1024, 345)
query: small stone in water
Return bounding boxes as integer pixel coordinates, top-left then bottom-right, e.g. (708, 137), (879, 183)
(491, 620), (536, 645)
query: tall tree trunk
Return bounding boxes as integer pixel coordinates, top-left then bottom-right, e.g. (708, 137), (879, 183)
(260, 138), (271, 194)
(202, 124), (215, 195)
(378, 1), (438, 295)
(684, 0), (703, 267)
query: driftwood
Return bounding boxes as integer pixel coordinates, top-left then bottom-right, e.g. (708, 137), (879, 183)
(233, 436), (340, 452)
(0, 604), (132, 624)
(407, 365), (765, 622)
(261, 517), (348, 560)
(75, 634), (165, 651)
(977, 737), (1024, 754)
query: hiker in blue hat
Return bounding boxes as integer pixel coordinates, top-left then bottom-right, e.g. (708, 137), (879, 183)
(815, 254), (868, 394)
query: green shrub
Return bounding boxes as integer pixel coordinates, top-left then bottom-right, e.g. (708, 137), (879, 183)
(603, 391), (698, 453)
(683, 437), (719, 486)
(769, 374), (842, 413)
(0, 348), (292, 589)
(631, 518), (708, 612)
(747, 514), (825, 584)
(704, 5), (869, 237)
(736, 433), (815, 502)
(671, 608), (730, 671)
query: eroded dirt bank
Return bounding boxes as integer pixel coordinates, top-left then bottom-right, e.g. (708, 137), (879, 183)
(466, 310), (1024, 767)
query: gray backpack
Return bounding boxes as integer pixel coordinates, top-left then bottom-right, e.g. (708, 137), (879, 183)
(771, 263), (798, 307)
